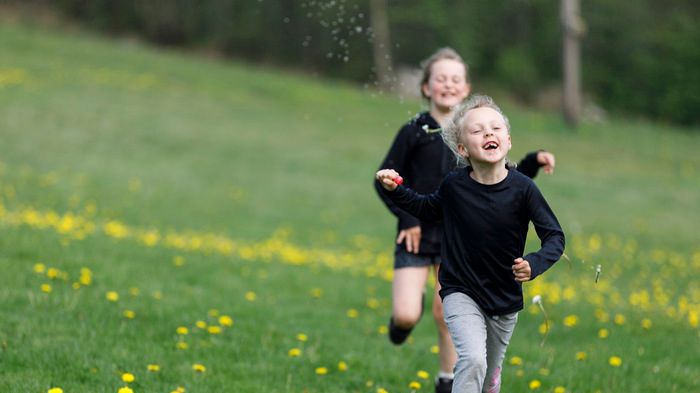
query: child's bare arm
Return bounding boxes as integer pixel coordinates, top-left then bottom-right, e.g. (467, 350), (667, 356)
(375, 169), (403, 191)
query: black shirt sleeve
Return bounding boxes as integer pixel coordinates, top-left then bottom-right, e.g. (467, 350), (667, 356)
(382, 184), (444, 223)
(516, 151), (542, 179)
(374, 125), (421, 229)
(522, 182), (566, 279)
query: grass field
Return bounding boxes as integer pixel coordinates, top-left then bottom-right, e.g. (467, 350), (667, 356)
(1, 20), (700, 393)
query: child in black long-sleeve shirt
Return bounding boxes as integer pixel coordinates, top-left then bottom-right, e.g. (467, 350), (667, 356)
(376, 95), (565, 393)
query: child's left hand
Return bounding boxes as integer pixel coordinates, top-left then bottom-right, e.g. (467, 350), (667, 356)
(513, 257), (532, 282)
(536, 151), (556, 175)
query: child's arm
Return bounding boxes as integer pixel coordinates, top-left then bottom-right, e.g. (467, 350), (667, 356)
(516, 151), (556, 178)
(519, 182), (566, 281)
(375, 169), (444, 223)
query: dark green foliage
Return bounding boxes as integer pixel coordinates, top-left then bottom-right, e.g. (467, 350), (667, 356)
(14, 0), (700, 125)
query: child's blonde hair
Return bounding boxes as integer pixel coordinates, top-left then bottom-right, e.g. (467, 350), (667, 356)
(442, 94), (511, 168)
(419, 47), (469, 100)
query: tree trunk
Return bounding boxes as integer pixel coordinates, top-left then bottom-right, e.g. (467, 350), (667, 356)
(369, 0), (393, 92)
(561, 0), (584, 128)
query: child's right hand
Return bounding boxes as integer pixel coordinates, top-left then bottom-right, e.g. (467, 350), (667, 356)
(375, 169), (403, 191)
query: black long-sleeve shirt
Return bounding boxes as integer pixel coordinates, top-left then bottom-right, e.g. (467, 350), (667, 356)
(384, 167), (565, 315)
(374, 112), (544, 255)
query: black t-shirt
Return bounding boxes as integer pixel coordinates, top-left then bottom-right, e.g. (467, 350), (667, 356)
(385, 167), (565, 315)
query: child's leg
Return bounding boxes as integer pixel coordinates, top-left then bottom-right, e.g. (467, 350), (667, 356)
(442, 292), (488, 393)
(432, 264), (457, 375)
(392, 266), (430, 327)
(482, 312), (518, 393)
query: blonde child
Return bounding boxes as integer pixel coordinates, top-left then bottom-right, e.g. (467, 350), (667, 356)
(373, 48), (555, 393)
(376, 95), (565, 393)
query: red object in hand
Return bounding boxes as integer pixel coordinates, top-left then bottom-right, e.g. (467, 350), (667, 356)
(394, 176), (404, 185)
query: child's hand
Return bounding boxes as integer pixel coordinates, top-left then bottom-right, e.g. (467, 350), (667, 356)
(376, 169), (403, 191)
(513, 257), (532, 282)
(537, 151), (556, 175)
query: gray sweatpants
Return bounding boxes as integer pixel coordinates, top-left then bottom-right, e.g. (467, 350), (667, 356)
(443, 292), (518, 393)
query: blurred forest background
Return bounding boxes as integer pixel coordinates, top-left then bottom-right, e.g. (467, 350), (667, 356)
(7, 0), (700, 126)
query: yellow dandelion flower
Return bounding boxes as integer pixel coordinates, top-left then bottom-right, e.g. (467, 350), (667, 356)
(614, 314), (626, 325)
(689, 310), (699, 328)
(245, 291), (257, 301)
(41, 284), (52, 293)
(147, 364), (160, 372)
(207, 326), (222, 334)
(338, 361), (348, 371)
(296, 333), (308, 342)
(563, 315), (578, 327)
(509, 356), (523, 366)
(515, 369), (525, 377)
(121, 372), (135, 383)
(538, 323), (548, 335)
(34, 263), (46, 273)
(152, 291), (162, 300)
(192, 363), (206, 372)
(378, 325), (388, 334)
(79, 273), (91, 285)
(129, 287), (140, 296)
(219, 315), (233, 327)
(176, 341), (188, 350)
(118, 387), (133, 393)
(408, 381), (421, 390)
(47, 267), (59, 279)
(310, 288), (323, 298)
(106, 291), (119, 302)
(576, 351), (587, 361)
(123, 310), (136, 319)
(176, 387), (186, 393)
(377, 388), (388, 393)
(72, 282), (81, 290)
(609, 356), (622, 367)
(529, 379), (542, 389)
(598, 328), (609, 339)
(430, 345), (440, 354)
(173, 256), (185, 266)
(176, 326), (189, 335)
(288, 348), (302, 357)
(48, 388), (63, 393)
(315, 367), (328, 375)
(554, 387), (566, 393)
(195, 320), (207, 329)
(208, 309), (220, 317)
(367, 298), (380, 309)
(416, 370), (430, 379)
(346, 309), (359, 318)
(641, 318), (652, 329)
(538, 368), (550, 376)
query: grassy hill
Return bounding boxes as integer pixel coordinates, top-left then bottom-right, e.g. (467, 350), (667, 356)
(1, 20), (699, 392)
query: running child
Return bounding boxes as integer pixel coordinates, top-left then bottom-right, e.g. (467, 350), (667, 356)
(376, 95), (565, 393)
(373, 47), (555, 393)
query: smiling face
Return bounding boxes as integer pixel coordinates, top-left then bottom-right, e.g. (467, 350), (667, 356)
(422, 58), (470, 113)
(456, 107), (511, 166)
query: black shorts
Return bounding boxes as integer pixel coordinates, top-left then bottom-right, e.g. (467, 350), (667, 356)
(394, 247), (441, 269)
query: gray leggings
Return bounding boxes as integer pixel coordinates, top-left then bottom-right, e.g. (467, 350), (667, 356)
(443, 292), (518, 393)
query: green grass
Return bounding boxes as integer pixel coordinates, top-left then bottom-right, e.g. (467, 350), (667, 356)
(1, 20), (700, 392)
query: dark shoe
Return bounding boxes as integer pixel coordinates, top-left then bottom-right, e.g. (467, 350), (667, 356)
(388, 317), (413, 345)
(435, 377), (453, 393)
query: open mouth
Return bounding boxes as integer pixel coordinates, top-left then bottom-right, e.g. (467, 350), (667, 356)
(483, 141), (499, 150)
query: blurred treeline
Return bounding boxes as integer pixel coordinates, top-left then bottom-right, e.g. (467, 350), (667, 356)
(21, 0), (700, 125)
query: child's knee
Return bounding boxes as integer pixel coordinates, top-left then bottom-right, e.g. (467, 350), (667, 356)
(393, 309), (422, 327)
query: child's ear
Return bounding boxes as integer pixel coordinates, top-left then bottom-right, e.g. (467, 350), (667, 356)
(421, 83), (431, 98)
(457, 143), (469, 158)
(507, 134), (512, 151)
